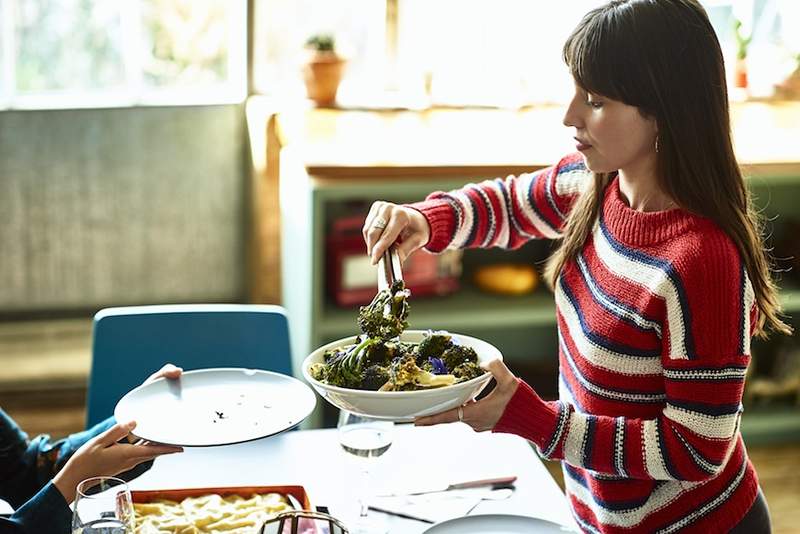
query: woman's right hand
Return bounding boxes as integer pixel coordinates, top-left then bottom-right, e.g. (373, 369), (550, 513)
(52, 421), (182, 504)
(362, 201), (431, 265)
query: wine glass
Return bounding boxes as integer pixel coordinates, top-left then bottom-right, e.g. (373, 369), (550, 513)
(337, 410), (394, 534)
(71, 476), (135, 534)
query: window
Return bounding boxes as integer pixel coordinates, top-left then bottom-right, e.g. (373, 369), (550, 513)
(0, 0), (246, 110)
(252, 0), (386, 101)
(253, 0), (601, 107)
(394, 0), (605, 107)
(254, 0), (798, 108)
(704, 0), (800, 97)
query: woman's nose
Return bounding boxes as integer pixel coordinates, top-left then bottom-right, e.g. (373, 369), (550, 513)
(563, 99), (582, 128)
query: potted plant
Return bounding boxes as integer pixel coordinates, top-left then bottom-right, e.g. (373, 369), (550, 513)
(733, 19), (752, 90)
(303, 33), (346, 107)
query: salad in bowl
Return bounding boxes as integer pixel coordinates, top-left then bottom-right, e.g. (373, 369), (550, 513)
(302, 281), (502, 421)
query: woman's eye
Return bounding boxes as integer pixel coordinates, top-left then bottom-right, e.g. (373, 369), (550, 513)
(586, 100), (603, 109)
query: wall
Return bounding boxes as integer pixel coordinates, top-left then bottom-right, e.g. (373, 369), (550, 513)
(0, 104), (247, 312)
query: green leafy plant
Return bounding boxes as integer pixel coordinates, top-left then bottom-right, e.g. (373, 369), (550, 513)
(305, 33), (336, 53)
(734, 19), (752, 60)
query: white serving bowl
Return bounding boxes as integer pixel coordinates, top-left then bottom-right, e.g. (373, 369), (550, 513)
(302, 330), (502, 421)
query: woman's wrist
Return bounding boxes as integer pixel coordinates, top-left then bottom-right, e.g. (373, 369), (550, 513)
(52, 466), (80, 505)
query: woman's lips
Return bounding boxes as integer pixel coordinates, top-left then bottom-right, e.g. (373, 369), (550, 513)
(574, 138), (592, 151)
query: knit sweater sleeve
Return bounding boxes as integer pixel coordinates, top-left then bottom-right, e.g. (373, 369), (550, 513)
(494, 234), (756, 482)
(409, 153), (590, 253)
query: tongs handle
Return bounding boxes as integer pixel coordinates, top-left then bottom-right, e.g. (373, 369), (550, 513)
(377, 246), (403, 291)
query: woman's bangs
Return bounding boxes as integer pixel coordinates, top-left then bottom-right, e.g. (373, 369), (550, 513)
(563, 8), (624, 101)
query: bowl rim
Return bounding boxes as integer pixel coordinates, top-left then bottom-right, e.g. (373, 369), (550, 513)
(301, 330), (501, 397)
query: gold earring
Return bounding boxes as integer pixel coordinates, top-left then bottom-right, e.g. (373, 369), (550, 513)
(655, 136), (660, 153)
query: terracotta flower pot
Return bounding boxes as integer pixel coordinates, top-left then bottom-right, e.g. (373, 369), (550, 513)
(303, 52), (346, 107)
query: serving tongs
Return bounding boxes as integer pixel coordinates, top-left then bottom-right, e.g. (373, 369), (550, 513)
(364, 245), (409, 341)
(377, 246), (403, 291)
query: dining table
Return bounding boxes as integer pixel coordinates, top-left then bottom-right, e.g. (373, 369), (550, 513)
(128, 421), (578, 533)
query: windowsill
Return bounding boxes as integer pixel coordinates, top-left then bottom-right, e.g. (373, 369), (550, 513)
(247, 96), (800, 179)
(0, 319), (92, 391)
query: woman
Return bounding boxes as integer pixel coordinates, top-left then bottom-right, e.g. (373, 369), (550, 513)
(0, 364), (184, 533)
(363, 1), (788, 532)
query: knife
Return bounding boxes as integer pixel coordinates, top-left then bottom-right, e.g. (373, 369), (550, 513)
(368, 504), (436, 523)
(375, 475), (516, 497)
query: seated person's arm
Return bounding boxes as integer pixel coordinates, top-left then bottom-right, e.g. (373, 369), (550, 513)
(0, 364), (183, 534)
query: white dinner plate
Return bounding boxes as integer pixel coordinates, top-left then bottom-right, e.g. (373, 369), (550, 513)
(423, 514), (574, 534)
(114, 368), (316, 447)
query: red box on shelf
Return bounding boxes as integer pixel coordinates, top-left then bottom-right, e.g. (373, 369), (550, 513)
(326, 215), (462, 307)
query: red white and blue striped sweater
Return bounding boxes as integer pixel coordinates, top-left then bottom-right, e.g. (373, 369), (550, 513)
(411, 153), (760, 533)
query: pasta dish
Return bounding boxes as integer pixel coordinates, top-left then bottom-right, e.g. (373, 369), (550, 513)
(133, 492), (292, 533)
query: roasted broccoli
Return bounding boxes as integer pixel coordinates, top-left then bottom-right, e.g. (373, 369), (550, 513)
(420, 357), (448, 375)
(311, 277), (487, 390)
(381, 355), (455, 391)
(361, 364), (390, 391)
(417, 331), (453, 359)
(453, 361), (483, 382)
(441, 344), (478, 371)
(318, 336), (382, 389)
(308, 362), (329, 382)
(361, 340), (398, 367)
(357, 280), (410, 340)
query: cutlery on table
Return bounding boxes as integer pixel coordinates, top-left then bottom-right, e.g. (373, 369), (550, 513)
(375, 475), (516, 497)
(369, 486), (515, 523)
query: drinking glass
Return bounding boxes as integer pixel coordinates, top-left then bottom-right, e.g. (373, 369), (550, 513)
(71, 476), (135, 534)
(337, 411), (394, 534)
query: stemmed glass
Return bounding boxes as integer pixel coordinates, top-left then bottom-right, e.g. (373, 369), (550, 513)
(337, 410), (394, 534)
(71, 476), (135, 533)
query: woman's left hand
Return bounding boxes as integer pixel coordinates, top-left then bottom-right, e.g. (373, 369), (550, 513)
(143, 363), (183, 385)
(415, 359), (520, 432)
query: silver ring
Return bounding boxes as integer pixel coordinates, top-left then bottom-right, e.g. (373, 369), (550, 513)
(372, 217), (388, 230)
(457, 405), (464, 422)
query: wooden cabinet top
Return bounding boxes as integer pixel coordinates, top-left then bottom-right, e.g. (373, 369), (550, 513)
(248, 98), (800, 179)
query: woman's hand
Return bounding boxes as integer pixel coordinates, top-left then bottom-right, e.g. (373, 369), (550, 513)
(143, 363), (183, 385)
(415, 359), (520, 432)
(53, 421), (182, 504)
(363, 201), (431, 265)
(53, 363), (184, 504)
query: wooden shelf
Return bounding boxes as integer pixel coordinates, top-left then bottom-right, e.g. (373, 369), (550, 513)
(0, 319), (92, 391)
(270, 99), (800, 180)
(319, 286), (556, 339)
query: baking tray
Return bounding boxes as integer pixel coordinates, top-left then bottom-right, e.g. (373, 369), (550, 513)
(131, 484), (311, 510)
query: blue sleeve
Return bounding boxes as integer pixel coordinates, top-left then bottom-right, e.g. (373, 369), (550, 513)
(0, 409), (156, 534)
(0, 482), (72, 534)
(0, 408), (115, 509)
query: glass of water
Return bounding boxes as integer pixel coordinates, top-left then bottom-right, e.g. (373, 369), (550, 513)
(337, 410), (394, 534)
(72, 476), (135, 534)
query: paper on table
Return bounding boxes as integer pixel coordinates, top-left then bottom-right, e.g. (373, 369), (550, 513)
(370, 489), (485, 523)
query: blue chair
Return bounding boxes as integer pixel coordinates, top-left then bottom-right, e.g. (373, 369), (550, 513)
(85, 304), (293, 428)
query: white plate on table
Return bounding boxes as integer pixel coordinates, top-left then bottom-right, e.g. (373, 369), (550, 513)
(423, 514), (574, 533)
(114, 368), (316, 447)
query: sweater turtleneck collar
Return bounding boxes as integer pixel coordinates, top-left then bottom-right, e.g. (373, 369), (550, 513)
(600, 175), (700, 246)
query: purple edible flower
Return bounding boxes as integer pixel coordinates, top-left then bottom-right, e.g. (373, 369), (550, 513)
(428, 357), (447, 374)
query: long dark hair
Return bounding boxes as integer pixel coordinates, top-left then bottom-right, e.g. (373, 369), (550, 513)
(545, 0), (791, 337)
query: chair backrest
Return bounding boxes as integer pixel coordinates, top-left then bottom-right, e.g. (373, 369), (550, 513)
(86, 304), (293, 428)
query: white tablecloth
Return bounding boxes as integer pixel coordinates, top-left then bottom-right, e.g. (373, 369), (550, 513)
(129, 422), (577, 533)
